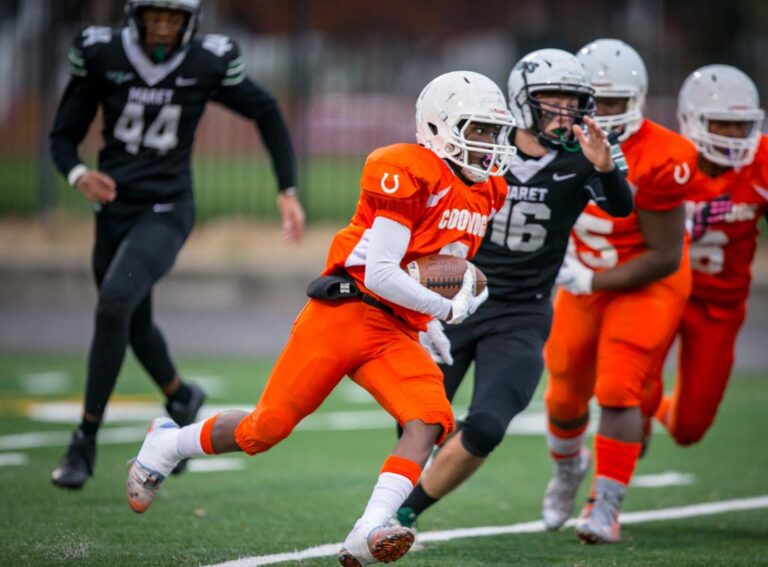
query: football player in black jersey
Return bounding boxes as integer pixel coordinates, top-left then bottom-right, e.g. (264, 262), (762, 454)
(49, 0), (304, 490)
(395, 49), (634, 528)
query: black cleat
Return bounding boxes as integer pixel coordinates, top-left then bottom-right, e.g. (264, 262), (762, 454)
(52, 430), (96, 490)
(165, 383), (206, 476)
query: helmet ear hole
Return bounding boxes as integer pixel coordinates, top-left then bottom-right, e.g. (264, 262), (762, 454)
(428, 122), (438, 135)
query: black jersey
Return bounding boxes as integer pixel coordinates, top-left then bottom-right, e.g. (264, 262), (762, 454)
(50, 26), (296, 204)
(474, 146), (632, 301)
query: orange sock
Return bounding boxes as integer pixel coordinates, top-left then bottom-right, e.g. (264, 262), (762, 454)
(547, 420), (588, 460)
(381, 455), (422, 486)
(200, 414), (218, 455)
(594, 434), (641, 486)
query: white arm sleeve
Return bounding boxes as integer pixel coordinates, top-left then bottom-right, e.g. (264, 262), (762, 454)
(364, 216), (453, 320)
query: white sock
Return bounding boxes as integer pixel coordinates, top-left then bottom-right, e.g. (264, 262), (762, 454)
(177, 420), (206, 458)
(358, 472), (414, 529)
(547, 430), (585, 460)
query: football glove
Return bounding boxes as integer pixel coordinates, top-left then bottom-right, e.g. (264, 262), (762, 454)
(420, 319), (453, 365)
(446, 267), (489, 324)
(556, 253), (594, 295)
(691, 195), (733, 241)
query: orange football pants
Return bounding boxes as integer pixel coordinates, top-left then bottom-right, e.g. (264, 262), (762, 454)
(650, 296), (746, 445)
(234, 298), (454, 455)
(545, 270), (690, 421)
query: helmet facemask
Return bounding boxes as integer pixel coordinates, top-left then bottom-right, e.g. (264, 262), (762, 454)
(519, 86), (596, 151)
(592, 94), (643, 143)
(416, 71), (517, 183)
(126, 0), (201, 63)
(682, 114), (763, 169)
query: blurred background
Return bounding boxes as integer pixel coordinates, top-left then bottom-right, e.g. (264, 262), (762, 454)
(2, 0), (768, 220)
(0, 0), (766, 362)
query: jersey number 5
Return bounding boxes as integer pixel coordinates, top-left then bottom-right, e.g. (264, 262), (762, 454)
(571, 213), (618, 269)
(490, 201), (551, 252)
(114, 102), (181, 154)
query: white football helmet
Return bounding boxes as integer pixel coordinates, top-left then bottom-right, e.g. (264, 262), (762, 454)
(126, 0), (202, 55)
(416, 71), (517, 182)
(507, 49), (595, 149)
(577, 39), (647, 142)
(678, 64), (765, 168)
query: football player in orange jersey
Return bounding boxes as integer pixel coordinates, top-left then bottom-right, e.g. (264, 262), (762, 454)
(124, 70), (516, 566)
(539, 39), (698, 543)
(648, 64), (767, 446)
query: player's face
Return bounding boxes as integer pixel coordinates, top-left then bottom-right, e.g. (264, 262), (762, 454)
(596, 97), (629, 136)
(142, 8), (186, 55)
(708, 119), (752, 139)
(463, 121), (504, 166)
(535, 93), (579, 135)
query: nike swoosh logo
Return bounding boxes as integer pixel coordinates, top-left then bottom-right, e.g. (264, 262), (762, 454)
(175, 76), (198, 87)
(427, 186), (452, 208)
(752, 183), (768, 202)
(553, 172), (577, 182)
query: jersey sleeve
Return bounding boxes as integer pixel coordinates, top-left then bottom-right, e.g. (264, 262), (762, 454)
(359, 151), (430, 230)
(49, 28), (109, 178)
(634, 153), (694, 211)
(207, 37), (297, 191)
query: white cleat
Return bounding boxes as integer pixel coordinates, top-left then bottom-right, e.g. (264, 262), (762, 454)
(575, 476), (625, 544)
(127, 417), (182, 513)
(338, 519), (415, 566)
(542, 447), (591, 530)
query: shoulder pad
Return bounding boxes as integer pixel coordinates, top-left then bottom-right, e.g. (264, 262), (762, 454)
(361, 144), (444, 200)
(199, 35), (245, 86)
(69, 26), (114, 77)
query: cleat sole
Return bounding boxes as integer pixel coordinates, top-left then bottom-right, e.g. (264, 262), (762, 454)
(370, 528), (415, 563)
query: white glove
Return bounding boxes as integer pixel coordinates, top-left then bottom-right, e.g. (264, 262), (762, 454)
(420, 319), (453, 365)
(556, 253), (594, 295)
(445, 267), (489, 324)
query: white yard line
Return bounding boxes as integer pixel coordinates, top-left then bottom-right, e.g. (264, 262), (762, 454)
(632, 471), (696, 488)
(0, 452), (28, 467)
(202, 495), (768, 567)
(21, 372), (70, 395)
(187, 458), (246, 473)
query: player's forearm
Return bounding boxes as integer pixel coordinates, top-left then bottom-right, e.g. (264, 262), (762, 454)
(255, 109), (297, 191)
(592, 248), (682, 291)
(49, 79), (99, 179)
(594, 168), (634, 217)
(364, 217), (452, 319)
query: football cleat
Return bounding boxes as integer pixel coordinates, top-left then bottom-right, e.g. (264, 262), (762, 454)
(52, 429), (96, 490)
(575, 476), (626, 544)
(127, 417), (182, 513)
(338, 520), (415, 566)
(165, 382), (206, 476)
(542, 447), (591, 530)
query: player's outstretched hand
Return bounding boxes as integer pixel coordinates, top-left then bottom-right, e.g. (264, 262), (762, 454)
(446, 267), (488, 324)
(555, 252), (594, 295)
(277, 189), (305, 243)
(574, 116), (614, 173)
(75, 171), (117, 204)
(420, 319), (453, 365)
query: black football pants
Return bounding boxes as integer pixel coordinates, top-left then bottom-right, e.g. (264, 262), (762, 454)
(84, 202), (194, 421)
(441, 297), (553, 457)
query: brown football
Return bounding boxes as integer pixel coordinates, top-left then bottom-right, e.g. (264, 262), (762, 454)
(405, 255), (487, 299)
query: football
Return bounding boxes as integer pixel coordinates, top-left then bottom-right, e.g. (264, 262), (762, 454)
(405, 255), (487, 299)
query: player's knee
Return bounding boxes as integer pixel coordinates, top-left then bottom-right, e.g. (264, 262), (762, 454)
(96, 295), (134, 326)
(670, 423), (708, 446)
(595, 379), (641, 408)
(234, 406), (299, 455)
(460, 412), (507, 457)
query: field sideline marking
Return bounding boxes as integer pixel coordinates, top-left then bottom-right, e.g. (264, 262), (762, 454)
(202, 495), (768, 567)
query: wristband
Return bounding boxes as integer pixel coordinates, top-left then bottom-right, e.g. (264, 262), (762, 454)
(67, 164), (89, 187)
(280, 186), (298, 197)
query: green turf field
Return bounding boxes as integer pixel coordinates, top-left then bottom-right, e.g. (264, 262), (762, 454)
(1, 351), (766, 566)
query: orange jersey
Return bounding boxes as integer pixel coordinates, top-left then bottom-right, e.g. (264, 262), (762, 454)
(323, 143), (508, 330)
(571, 120), (697, 269)
(688, 135), (768, 305)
